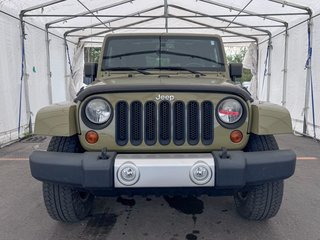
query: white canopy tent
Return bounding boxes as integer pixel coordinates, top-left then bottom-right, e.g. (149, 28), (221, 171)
(0, 0), (319, 146)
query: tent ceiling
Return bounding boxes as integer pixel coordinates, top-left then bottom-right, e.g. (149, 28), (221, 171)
(1, 0), (318, 44)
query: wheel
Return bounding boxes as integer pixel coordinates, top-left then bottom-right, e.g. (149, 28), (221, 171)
(234, 134), (284, 221)
(43, 136), (94, 223)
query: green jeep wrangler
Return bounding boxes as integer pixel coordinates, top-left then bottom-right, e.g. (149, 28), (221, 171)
(29, 33), (296, 222)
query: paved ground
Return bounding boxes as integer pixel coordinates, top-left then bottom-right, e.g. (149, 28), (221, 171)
(0, 134), (319, 240)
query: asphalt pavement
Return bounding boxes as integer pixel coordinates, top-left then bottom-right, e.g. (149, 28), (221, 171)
(0, 134), (319, 240)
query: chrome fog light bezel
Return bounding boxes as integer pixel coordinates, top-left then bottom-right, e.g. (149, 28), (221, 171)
(190, 161), (212, 185)
(117, 162), (140, 186)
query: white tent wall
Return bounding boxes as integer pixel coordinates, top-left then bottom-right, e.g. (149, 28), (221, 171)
(24, 23), (51, 123)
(257, 18), (320, 138)
(285, 22), (309, 135)
(0, 9), (27, 146)
(310, 16), (320, 138)
(0, 7), (71, 146)
(268, 35), (285, 105)
(50, 36), (68, 103)
(257, 41), (269, 101)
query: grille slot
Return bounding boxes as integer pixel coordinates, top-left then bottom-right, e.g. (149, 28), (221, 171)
(130, 101), (143, 146)
(187, 101), (200, 145)
(115, 101), (128, 146)
(202, 101), (214, 145)
(144, 101), (157, 146)
(173, 101), (185, 145)
(115, 100), (214, 146)
(159, 101), (171, 145)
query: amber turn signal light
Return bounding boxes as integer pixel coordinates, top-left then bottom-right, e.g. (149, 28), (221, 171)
(230, 130), (243, 143)
(85, 130), (99, 144)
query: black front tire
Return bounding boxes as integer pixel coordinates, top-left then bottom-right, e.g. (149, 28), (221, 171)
(234, 134), (284, 221)
(43, 136), (94, 223)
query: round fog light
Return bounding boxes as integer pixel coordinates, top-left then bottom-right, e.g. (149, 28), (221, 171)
(190, 162), (212, 185)
(117, 162), (140, 186)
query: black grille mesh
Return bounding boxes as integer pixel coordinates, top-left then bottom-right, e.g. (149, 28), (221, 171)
(144, 101), (157, 145)
(115, 100), (213, 146)
(187, 101), (200, 145)
(159, 101), (171, 145)
(130, 101), (142, 145)
(173, 101), (185, 145)
(115, 101), (128, 146)
(202, 101), (214, 145)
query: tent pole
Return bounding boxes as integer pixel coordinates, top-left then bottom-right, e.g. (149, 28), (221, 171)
(64, 5), (164, 36)
(63, 35), (69, 101)
(25, 13), (308, 18)
(281, 26), (289, 106)
(169, 5), (272, 38)
(46, 0), (132, 27)
(79, 17), (160, 40)
(303, 19), (313, 135)
(266, 38), (272, 102)
(19, 13), (32, 136)
(45, 24), (53, 104)
(199, 0), (287, 26)
(164, 0), (168, 33)
(256, 43), (259, 100)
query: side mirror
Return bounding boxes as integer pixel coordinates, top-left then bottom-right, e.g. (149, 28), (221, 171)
(229, 63), (243, 82)
(84, 62), (98, 84)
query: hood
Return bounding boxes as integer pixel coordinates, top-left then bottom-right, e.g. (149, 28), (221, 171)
(75, 75), (253, 102)
(95, 74), (229, 87)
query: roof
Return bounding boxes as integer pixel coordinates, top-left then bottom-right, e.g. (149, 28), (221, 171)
(1, 0), (319, 44)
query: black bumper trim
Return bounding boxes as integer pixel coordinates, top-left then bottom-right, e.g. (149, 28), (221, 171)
(29, 151), (116, 188)
(213, 150), (296, 188)
(29, 149), (296, 190)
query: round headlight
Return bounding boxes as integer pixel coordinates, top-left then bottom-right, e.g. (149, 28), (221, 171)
(217, 98), (243, 124)
(85, 98), (112, 124)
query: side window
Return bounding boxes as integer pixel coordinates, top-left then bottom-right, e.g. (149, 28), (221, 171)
(84, 47), (101, 63)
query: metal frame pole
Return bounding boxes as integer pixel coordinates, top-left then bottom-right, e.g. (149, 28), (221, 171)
(18, 13), (32, 135)
(63, 35), (72, 101)
(20, 0), (66, 14)
(266, 38), (272, 102)
(199, 0), (287, 26)
(46, 0), (133, 27)
(169, 5), (272, 38)
(303, 18), (313, 134)
(164, 0), (169, 33)
(173, 16), (258, 42)
(281, 27), (289, 106)
(50, 24), (284, 29)
(24, 13), (308, 18)
(45, 25), (53, 104)
(79, 17), (160, 40)
(64, 5), (163, 36)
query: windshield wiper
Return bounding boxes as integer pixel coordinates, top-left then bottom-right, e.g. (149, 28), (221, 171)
(103, 50), (224, 66)
(141, 67), (206, 76)
(103, 67), (151, 75)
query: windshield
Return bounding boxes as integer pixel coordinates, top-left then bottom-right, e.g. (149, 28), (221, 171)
(102, 36), (225, 72)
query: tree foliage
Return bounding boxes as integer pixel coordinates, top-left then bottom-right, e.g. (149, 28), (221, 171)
(226, 47), (252, 82)
(84, 47), (101, 63)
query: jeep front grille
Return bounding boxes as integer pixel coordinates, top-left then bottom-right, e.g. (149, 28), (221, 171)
(115, 100), (214, 146)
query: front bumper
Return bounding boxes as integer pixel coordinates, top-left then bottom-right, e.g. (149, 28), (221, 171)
(29, 150), (296, 192)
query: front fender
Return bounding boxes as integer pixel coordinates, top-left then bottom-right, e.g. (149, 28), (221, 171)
(34, 102), (79, 136)
(249, 101), (292, 135)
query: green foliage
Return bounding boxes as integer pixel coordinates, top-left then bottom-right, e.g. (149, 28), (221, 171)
(84, 47), (101, 63)
(226, 47), (252, 82)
